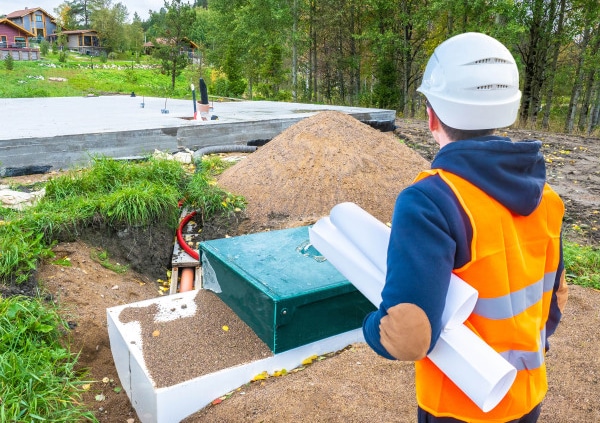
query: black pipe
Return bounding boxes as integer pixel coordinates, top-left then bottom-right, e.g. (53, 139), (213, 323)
(199, 78), (209, 105)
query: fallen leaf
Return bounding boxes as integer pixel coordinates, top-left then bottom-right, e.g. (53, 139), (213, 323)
(102, 377), (110, 383)
(212, 398), (223, 405)
(152, 330), (160, 337)
(95, 393), (105, 402)
(302, 355), (318, 366)
(222, 325), (229, 332)
(273, 369), (288, 377)
(252, 371), (268, 381)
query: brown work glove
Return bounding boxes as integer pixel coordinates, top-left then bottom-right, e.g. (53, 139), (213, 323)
(379, 303), (432, 361)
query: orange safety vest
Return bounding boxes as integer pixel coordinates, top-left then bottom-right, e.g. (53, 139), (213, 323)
(413, 169), (564, 423)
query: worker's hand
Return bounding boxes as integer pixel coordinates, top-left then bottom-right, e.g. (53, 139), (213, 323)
(379, 303), (431, 361)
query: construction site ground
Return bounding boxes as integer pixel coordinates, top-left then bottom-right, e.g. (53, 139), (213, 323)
(5, 116), (600, 423)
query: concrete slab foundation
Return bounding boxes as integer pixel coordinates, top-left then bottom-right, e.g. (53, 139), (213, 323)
(0, 96), (395, 177)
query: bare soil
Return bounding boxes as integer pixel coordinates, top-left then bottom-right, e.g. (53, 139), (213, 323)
(6, 114), (599, 422)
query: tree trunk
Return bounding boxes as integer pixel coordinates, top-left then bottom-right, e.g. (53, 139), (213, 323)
(587, 78), (600, 134)
(577, 32), (600, 132)
(565, 27), (591, 133)
(519, 0), (548, 125)
(292, 0), (298, 102)
(542, 0), (567, 129)
(309, 0), (318, 102)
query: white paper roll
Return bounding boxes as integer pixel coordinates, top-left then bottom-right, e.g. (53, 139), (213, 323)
(428, 325), (517, 412)
(442, 274), (478, 329)
(329, 202), (391, 274)
(309, 218), (384, 306)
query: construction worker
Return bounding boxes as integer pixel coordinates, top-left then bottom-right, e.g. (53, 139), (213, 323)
(362, 32), (568, 423)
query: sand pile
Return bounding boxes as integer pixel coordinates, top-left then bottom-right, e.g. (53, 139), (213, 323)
(218, 111), (430, 228)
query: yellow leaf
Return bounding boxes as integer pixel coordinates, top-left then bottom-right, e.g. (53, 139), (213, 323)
(302, 355), (318, 366)
(273, 369), (288, 377)
(252, 371), (268, 381)
(222, 325), (229, 332)
(152, 330), (160, 337)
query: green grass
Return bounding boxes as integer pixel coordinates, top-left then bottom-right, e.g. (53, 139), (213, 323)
(0, 155), (243, 286)
(0, 295), (96, 422)
(90, 249), (129, 274)
(564, 241), (600, 289)
(184, 156), (246, 223)
(0, 223), (54, 285)
(0, 53), (203, 99)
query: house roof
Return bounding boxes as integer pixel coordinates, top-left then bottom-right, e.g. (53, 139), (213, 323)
(60, 30), (98, 35)
(154, 37), (199, 49)
(0, 18), (37, 37)
(6, 7), (56, 20)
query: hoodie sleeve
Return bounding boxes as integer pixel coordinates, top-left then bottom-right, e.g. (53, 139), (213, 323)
(545, 236), (568, 350)
(363, 176), (473, 358)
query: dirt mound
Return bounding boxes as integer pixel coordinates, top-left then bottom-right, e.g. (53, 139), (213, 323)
(217, 111), (429, 228)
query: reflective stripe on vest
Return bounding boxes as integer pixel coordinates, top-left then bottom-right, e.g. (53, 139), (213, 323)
(500, 327), (546, 371)
(474, 271), (556, 320)
(413, 169), (564, 423)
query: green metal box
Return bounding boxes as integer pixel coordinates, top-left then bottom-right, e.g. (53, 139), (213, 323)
(199, 226), (375, 353)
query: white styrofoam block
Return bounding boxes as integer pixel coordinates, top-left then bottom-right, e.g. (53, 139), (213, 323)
(107, 291), (365, 423)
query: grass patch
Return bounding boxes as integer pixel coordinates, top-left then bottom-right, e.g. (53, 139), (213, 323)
(51, 257), (73, 267)
(90, 249), (129, 274)
(0, 55), (200, 99)
(0, 223), (54, 285)
(0, 295), (95, 422)
(0, 155), (244, 286)
(184, 156), (245, 223)
(564, 241), (600, 289)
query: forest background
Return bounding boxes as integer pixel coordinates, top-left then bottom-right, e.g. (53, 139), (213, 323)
(4, 0), (600, 136)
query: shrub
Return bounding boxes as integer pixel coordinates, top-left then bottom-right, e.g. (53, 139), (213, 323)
(4, 54), (14, 71)
(40, 40), (50, 56)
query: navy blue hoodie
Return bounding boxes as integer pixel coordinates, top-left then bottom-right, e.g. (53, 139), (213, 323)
(362, 136), (564, 359)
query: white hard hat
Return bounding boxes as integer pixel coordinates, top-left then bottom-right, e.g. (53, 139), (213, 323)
(417, 32), (521, 130)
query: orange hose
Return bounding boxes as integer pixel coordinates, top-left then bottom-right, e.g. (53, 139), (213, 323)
(179, 267), (195, 292)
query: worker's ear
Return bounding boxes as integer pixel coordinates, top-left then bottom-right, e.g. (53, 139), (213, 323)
(427, 106), (439, 133)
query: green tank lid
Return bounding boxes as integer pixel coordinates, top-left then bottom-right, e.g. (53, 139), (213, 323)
(200, 226), (375, 353)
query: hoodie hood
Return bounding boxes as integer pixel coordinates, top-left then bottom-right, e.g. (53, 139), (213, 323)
(431, 136), (546, 216)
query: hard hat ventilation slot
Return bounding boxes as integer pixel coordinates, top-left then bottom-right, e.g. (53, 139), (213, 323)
(475, 84), (511, 90)
(471, 58), (511, 65)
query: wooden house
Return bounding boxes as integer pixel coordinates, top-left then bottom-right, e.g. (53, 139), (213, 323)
(0, 18), (39, 60)
(147, 37), (200, 63)
(0, 18), (36, 48)
(49, 29), (102, 55)
(5, 7), (58, 41)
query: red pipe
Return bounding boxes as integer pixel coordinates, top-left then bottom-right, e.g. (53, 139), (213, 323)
(177, 210), (199, 260)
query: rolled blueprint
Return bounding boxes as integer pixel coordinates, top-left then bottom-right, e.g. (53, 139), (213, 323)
(308, 202), (517, 412)
(431, 325), (517, 412)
